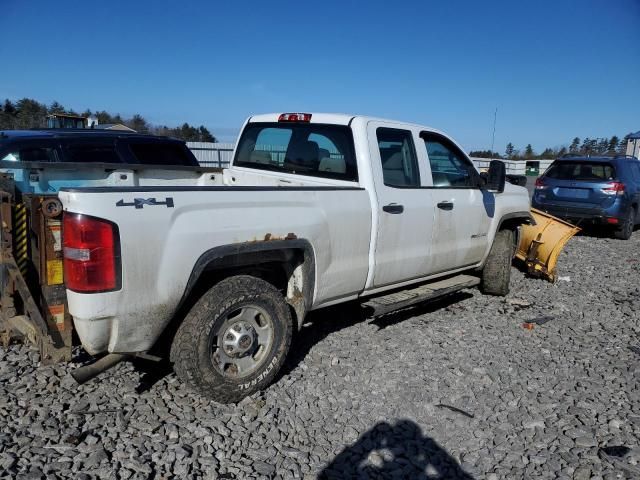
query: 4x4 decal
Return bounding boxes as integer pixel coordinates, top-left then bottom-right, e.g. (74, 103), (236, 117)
(116, 197), (174, 209)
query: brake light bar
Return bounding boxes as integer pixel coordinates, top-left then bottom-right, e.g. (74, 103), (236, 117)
(63, 213), (121, 293)
(602, 181), (625, 195)
(278, 113), (312, 122)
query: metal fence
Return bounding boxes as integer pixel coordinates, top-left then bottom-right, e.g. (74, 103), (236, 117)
(187, 142), (235, 168)
(470, 158), (555, 176)
(187, 144), (552, 176)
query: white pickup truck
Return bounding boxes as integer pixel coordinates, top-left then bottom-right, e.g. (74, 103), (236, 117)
(59, 113), (532, 403)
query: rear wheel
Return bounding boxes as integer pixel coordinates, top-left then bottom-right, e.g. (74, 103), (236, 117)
(613, 208), (635, 240)
(170, 275), (293, 403)
(481, 229), (515, 296)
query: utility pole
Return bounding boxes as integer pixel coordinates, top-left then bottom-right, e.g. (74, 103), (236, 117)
(490, 107), (498, 160)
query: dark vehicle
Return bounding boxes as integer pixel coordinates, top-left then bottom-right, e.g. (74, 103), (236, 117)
(532, 155), (640, 239)
(0, 129), (198, 167)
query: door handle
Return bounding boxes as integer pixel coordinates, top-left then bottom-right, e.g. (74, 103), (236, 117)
(437, 201), (454, 211)
(383, 203), (404, 214)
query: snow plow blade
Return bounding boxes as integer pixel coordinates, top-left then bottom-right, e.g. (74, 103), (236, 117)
(515, 208), (580, 282)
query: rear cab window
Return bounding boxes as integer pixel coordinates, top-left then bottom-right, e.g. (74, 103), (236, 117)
(545, 162), (616, 181)
(234, 123), (358, 181)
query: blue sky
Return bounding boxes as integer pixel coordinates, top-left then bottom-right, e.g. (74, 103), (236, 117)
(1, 0), (639, 152)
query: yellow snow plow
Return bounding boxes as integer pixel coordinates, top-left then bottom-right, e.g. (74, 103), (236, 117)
(515, 208), (580, 282)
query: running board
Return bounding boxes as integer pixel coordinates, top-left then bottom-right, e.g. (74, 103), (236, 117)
(362, 274), (480, 316)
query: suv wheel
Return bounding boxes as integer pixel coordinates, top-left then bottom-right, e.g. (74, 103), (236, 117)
(170, 275), (293, 403)
(481, 229), (514, 296)
(613, 208), (635, 240)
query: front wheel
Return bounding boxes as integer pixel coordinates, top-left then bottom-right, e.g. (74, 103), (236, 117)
(170, 275), (293, 403)
(480, 229), (515, 296)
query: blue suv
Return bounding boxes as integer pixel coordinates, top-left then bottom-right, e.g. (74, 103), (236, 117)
(532, 155), (640, 240)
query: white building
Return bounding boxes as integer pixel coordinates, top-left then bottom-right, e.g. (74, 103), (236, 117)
(626, 131), (640, 158)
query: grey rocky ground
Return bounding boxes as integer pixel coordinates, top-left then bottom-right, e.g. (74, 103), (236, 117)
(1, 229), (639, 480)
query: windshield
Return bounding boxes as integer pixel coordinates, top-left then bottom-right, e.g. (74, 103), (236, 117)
(234, 123), (357, 181)
(544, 161), (616, 181)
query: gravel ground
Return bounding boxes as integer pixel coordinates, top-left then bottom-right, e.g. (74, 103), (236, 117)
(1, 230), (639, 480)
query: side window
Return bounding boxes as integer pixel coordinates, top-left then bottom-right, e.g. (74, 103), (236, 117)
(422, 134), (477, 188)
(65, 144), (121, 163)
(128, 142), (197, 166)
(376, 128), (420, 187)
(1, 147), (57, 162)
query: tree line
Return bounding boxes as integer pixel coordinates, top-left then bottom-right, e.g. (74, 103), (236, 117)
(470, 134), (633, 160)
(0, 98), (217, 143)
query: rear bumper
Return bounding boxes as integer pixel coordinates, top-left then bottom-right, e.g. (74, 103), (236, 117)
(531, 202), (623, 226)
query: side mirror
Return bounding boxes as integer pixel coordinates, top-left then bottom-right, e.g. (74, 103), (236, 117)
(486, 160), (506, 193)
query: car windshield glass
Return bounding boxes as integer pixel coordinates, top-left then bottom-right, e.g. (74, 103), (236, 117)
(235, 122), (357, 181)
(544, 162), (616, 181)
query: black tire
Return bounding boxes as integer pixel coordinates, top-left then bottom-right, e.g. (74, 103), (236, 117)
(170, 275), (293, 403)
(481, 229), (515, 296)
(613, 208), (635, 240)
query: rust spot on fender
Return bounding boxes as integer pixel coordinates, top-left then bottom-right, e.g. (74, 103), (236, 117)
(248, 232), (298, 243)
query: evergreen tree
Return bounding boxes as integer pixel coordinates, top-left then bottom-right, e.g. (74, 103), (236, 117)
(48, 101), (66, 114)
(618, 134), (631, 155)
(540, 148), (555, 158)
(3, 99), (16, 115)
(95, 110), (113, 124)
(505, 142), (515, 158)
(524, 144), (534, 159)
(127, 114), (149, 133)
(608, 136), (619, 153)
(15, 98), (47, 129)
(0, 99), (17, 129)
(569, 137), (580, 153)
(596, 138), (609, 154)
(198, 125), (216, 143)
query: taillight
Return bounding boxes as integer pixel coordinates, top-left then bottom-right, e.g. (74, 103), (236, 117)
(63, 213), (120, 292)
(602, 181), (625, 196)
(278, 113), (312, 122)
(534, 177), (548, 190)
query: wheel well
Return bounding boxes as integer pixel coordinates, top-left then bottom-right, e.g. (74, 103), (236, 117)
(498, 218), (526, 248)
(151, 245), (312, 358)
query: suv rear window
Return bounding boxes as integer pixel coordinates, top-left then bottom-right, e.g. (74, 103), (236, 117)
(1, 147), (57, 162)
(544, 161), (616, 181)
(66, 144), (122, 163)
(128, 142), (197, 166)
(235, 123), (357, 181)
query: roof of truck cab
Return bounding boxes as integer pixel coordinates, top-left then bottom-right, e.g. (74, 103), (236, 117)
(247, 113), (440, 131)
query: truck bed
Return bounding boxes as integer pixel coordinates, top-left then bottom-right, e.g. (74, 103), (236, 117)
(58, 184), (372, 353)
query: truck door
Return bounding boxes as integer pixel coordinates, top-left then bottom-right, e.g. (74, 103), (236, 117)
(419, 131), (492, 273)
(367, 122), (435, 288)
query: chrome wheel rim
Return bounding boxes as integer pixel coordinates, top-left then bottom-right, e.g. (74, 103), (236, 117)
(210, 305), (274, 379)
